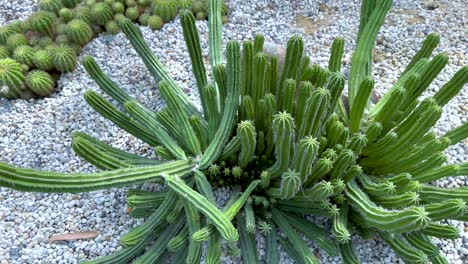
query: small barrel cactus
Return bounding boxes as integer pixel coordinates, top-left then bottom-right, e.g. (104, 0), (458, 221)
(55, 34), (70, 45)
(148, 15), (164, 30)
(0, 24), (22, 45)
(50, 45), (77, 72)
(126, 0), (137, 7)
(112, 2), (125, 14)
(39, 0), (64, 14)
(125, 7), (140, 21)
(73, 6), (93, 25)
(62, 0), (80, 8)
(105, 21), (120, 35)
(0, 58), (26, 98)
(0, 46), (9, 59)
(90, 3), (114, 26)
(138, 0), (151, 7)
(32, 50), (54, 71)
(59, 8), (73, 23)
(178, 0), (193, 9)
(6, 33), (28, 52)
(152, 0), (178, 22)
(66, 19), (93, 45)
(12, 45), (34, 66)
(25, 70), (55, 96)
(192, 0), (204, 13)
(27, 11), (55, 36)
(138, 13), (150, 26)
(37, 36), (53, 48)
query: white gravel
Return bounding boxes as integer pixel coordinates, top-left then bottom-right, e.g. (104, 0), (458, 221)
(0, 0), (467, 263)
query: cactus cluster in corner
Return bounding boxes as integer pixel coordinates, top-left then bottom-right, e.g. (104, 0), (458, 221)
(0, 0), (229, 99)
(0, 0), (467, 263)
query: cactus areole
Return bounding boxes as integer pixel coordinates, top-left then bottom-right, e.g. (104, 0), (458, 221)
(0, 0), (467, 263)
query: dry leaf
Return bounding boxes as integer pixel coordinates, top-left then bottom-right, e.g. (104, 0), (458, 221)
(48, 231), (98, 243)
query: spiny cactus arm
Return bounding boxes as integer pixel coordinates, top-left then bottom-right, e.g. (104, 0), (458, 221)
(127, 190), (167, 209)
(332, 203), (351, 244)
(83, 230), (158, 264)
(266, 56), (279, 94)
(330, 150), (356, 180)
(254, 34), (265, 54)
(348, 0), (393, 106)
(328, 37), (345, 73)
(238, 120), (256, 168)
(324, 72), (346, 120)
(132, 218), (185, 263)
(213, 64), (227, 111)
(206, 232), (222, 264)
(278, 237), (312, 264)
(403, 232), (440, 257)
(183, 200), (202, 264)
(295, 81), (313, 129)
(190, 115), (209, 150)
(349, 78), (375, 133)
(121, 190), (179, 246)
(155, 108), (184, 143)
(381, 234), (427, 264)
(420, 223), (460, 240)
(305, 157), (334, 185)
(72, 135), (131, 170)
(203, 84), (221, 140)
(294, 136), (319, 183)
(239, 95), (255, 121)
(345, 181), (430, 233)
(424, 198), (467, 221)
(244, 202), (256, 233)
(237, 214), (259, 264)
(372, 191), (420, 209)
(242, 40), (254, 96)
(180, 10), (208, 116)
(272, 208), (320, 264)
(282, 79), (296, 113)
(164, 174), (239, 243)
(429, 254), (449, 264)
(119, 20), (198, 115)
(403, 33), (440, 75)
(358, 174), (395, 196)
(252, 52), (267, 107)
(339, 241), (360, 264)
(265, 219), (280, 264)
(433, 66), (468, 107)
(419, 185), (468, 203)
(219, 135), (241, 161)
(0, 159), (194, 193)
(298, 88), (331, 139)
(82, 56), (133, 105)
(295, 180), (334, 202)
(267, 112), (295, 179)
(283, 212), (338, 256)
(443, 122), (468, 146)
(194, 170), (216, 203)
(124, 100), (187, 159)
(208, 0), (222, 68)
(167, 226), (189, 251)
(199, 41), (241, 169)
(277, 36), (304, 106)
(84, 90), (160, 147)
(413, 164), (462, 183)
(159, 81), (202, 156)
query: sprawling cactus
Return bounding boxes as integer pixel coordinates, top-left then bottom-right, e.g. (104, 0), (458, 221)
(0, 0), (466, 263)
(25, 69), (55, 96)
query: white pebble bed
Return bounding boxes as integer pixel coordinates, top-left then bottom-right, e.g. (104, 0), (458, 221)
(0, 0), (467, 263)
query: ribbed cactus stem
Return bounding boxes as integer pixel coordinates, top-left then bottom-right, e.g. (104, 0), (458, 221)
(294, 136), (319, 183)
(404, 232), (440, 257)
(324, 72), (345, 119)
(371, 85), (406, 130)
(242, 40), (254, 96)
(295, 81), (313, 128)
(253, 34), (265, 53)
(443, 123), (468, 146)
(420, 223), (460, 240)
(381, 235), (426, 264)
(203, 84), (220, 139)
(403, 32), (440, 74)
(365, 121), (383, 143)
(372, 192), (420, 209)
(213, 64), (227, 110)
(167, 226), (188, 251)
(252, 52), (267, 106)
(274, 169), (302, 200)
(425, 199), (467, 221)
(208, 0), (222, 67)
(330, 149), (355, 180)
(238, 120), (256, 168)
(306, 157), (334, 185)
(298, 88), (331, 139)
(268, 112), (295, 179)
(348, 133), (368, 154)
(244, 203), (256, 233)
(342, 165), (362, 183)
(277, 35), (304, 105)
(332, 203), (351, 243)
(433, 66), (468, 107)
(266, 56), (278, 94)
(328, 37), (345, 72)
(281, 78), (296, 113)
(349, 77), (375, 133)
(239, 95), (254, 121)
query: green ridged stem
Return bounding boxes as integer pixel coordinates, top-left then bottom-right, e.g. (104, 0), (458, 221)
(433, 66), (468, 107)
(253, 34), (264, 54)
(84, 90), (160, 147)
(295, 81), (313, 129)
(443, 123), (468, 146)
(192, 181), (258, 242)
(349, 78), (375, 133)
(342, 165), (362, 183)
(219, 135), (240, 161)
(155, 108), (184, 143)
(199, 41), (241, 169)
(180, 10), (209, 116)
(167, 226), (188, 251)
(419, 185), (468, 203)
(359, 174), (395, 196)
(238, 214), (259, 264)
(13, 45), (33, 66)
(425, 199), (467, 221)
(51, 45), (77, 72)
(330, 149), (355, 180)
(371, 85), (407, 131)
(294, 136), (319, 183)
(420, 223), (460, 240)
(281, 78), (296, 113)
(332, 203), (351, 243)
(90, 2), (113, 26)
(274, 169), (301, 200)
(132, 218), (185, 263)
(127, 190), (166, 209)
(381, 235), (426, 264)
(266, 56), (278, 94)
(28, 11), (55, 36)
(277, 35), (304, 107)
(39, 0), (64, 13)
(119, 19), (198, 115)
(324, 72), (346, 119)
(372, 192), (419, 209)
(413, 164), (462, 183)
(405, 152), (446, 176)
(190, 115), (209, 150)
(206, 231), (222, 264)
(327, 121), (345, 148)
(346, 181), (430, 233)
(238, 120), (256, 168)
(242, 40), (254, 96)
(328, 37), (345, 72)
(361, 131), (397, 157)
(255, 99), (267, 133)
(268, 112), (295, 179)
(430, 254), (449, 264)
(213, 64), (227, 111)
(124, 100), (186, 159)
(159, 81), (201, 156)
(348, 133), (368, 154)
(183, 199), (202, 264)
(194, 170), (215, 203)
(244, 202), (256, 233)
(72, 136), (131, 170)
(66, 19), (93, 45)
(272, 208), (320, 264)
(203, 84), (220, 139)
(365, 121), (383, 142)
(298, 88), (331, 139)
(252, 52), (267, 106)
(403, 32), (440, 74)
(339, 241), (360, 264)
(293, 180), (334, 203)
(305, 158), (334, 185)
(348, 0), (392, 106)
(265, 219), (279, 264)
(240, 95), (254, 121)
(404, 232), (439, 257)
(164, 174), (238, 243)
(208, 0), (222, 67)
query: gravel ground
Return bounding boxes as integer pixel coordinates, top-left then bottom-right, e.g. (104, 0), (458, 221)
(0, 0), (467, 263)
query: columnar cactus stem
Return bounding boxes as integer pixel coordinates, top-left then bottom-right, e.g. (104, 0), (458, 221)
(238, 213), (258, 263)
(238, 120), (256, 168)
(381, 235), (426, 264)
(252, 52), (267, 107)
(298, 88), (331, 139)
(328, 37), (345, 72)
(203, 84), (220, 139)
(332, 203), (351, 243)
(433, 66), (468, 107)
(277, 35), (303, 106)
(268, 112), (295, 178)
(349, 78), (375, 133)
(403, 32), (439, 74)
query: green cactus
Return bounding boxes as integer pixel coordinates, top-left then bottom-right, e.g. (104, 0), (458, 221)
(0, 58), (26, 98)
(27, 11), (55, 36)
(148, 15), (164, 29)
(6, 33), (28, 52)
(50, 45), (77, 72)
(0, 45), (9, 59)
(125, 7), (140, 21)
(152, 0), (178, 22)
(59, 8), (73, 22)
(62, 0), (80, 8)
(12, 45), (34, 66)
(90, 2), (114, 26)
(105, 21), (120, 35)
(0, 24), (21, 45)
(39, 0), (65, 14)
(138, 13), (150, 25)
(66, 19), (93, 45)
(179, 0), (193, 9)
(32, 50), (54, 71)
(112, 2), (125, 14)
(25, 70), (55, 96)
(73, 6), (93, 24)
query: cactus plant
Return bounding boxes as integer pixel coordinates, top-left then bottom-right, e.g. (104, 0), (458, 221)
(59, 8), (74, 23)
(0, 58), (26, 98)
(27, 11), (55, 36)
(50, 45), (77, 72)
(90, 2), (114, 26)
(39, 0), (65, 14)
(0, 45), (9, 59)
(179, 0), (193, 9)
(0, 0), (467, 263)
(125, 6), (140, 21)
(62, 0), (80, 8)
(65, 19), (93, 45)
(32, 49), (54, 71)
(25, 70), (55, 96)
(148, 15), (164, 30)
(105, 21), (120, 35)
(12, 45), (34, 66)
(151, 0), (178, 22)
(6, 33), (28, 52)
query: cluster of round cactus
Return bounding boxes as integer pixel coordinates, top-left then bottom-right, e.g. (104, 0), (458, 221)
(0, 0), (230, 99)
